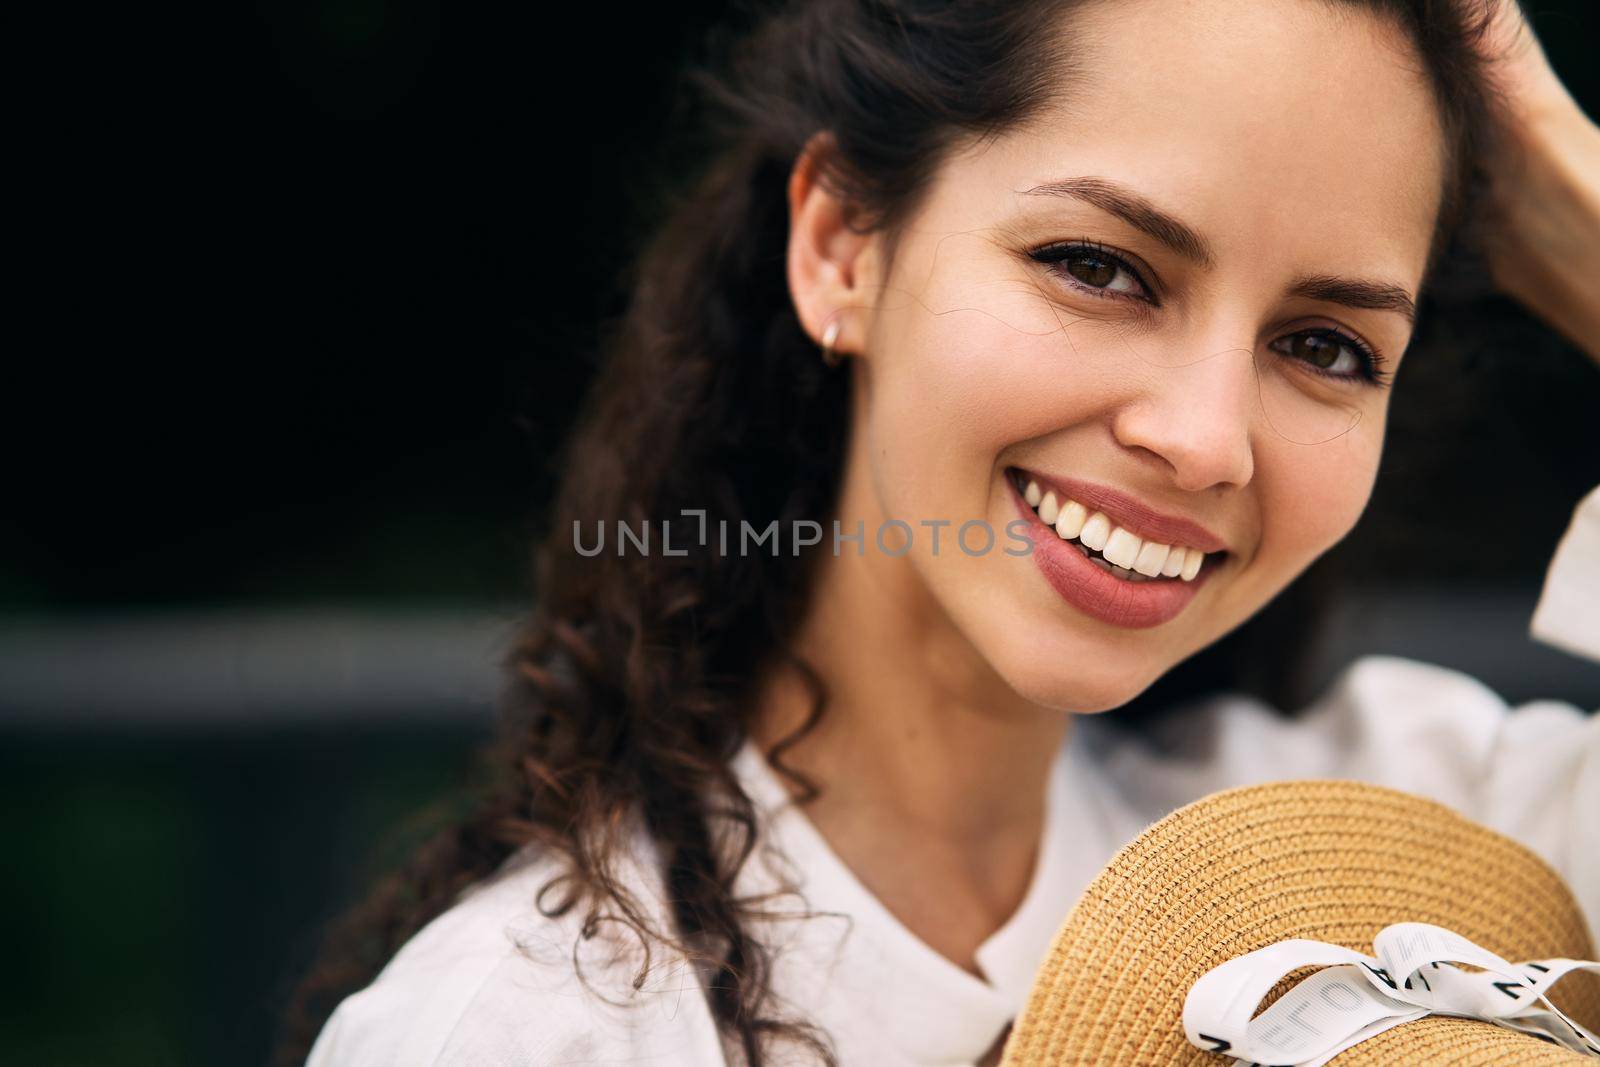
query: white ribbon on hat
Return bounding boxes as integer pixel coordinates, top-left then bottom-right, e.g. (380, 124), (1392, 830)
(1182, 922), (1600, 1065)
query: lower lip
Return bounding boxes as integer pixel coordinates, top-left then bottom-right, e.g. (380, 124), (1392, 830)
(1009, 480), (1215, 629)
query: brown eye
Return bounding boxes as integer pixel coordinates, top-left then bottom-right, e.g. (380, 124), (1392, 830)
(1288, 333), (1341, 369)
(1270, 329), (1376, 381)
(1065, 252), (1119, 289)
(1028, 241), (1151, 300)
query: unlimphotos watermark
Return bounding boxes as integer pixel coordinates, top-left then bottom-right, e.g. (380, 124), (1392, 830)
(574, 511), (1036, 557)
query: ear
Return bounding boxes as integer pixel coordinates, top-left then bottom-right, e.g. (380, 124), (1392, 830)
(786, 134), (881, 359)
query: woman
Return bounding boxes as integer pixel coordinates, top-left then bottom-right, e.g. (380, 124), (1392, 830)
(290, 1), (1600, 1064)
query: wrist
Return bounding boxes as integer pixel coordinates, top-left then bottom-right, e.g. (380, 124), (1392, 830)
(1513, 95), (1600, 203)
(1486, 100), (1600, 361)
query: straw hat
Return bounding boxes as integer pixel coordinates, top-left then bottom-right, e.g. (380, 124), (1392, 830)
(1001, 779), (1600, 1065)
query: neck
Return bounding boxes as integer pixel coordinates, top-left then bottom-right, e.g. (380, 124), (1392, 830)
(750, 455), (1069, 857)
(746, 439), (1077, 970)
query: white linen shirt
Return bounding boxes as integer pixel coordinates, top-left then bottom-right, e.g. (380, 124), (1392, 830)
(307, 487), (1600, 1067)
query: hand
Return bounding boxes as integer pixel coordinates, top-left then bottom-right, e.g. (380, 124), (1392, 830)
(1480, 0), (1575, 123)
(1477, 2), (1600, 361)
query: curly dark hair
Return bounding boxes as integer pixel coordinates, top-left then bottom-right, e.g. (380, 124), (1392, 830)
(280, 1), (1505, 1063)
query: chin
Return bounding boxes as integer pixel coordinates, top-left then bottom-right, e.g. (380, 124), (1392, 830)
(982, 628), (1171, 714)
(1022, 669), (1163, 715)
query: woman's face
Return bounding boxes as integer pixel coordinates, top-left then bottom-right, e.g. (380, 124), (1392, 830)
(840, 0), (1447, 711)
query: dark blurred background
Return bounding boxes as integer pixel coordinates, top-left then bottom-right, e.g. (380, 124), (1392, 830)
(4, 2), (1598, 1064)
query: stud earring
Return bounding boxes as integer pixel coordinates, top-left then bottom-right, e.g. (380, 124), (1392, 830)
(820, 317), (843, 367)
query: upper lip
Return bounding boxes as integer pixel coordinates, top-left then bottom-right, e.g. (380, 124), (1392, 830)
(1014, 469), (1230, 554)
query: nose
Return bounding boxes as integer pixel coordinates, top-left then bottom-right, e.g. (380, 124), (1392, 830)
(1110, 344), (1257, 492)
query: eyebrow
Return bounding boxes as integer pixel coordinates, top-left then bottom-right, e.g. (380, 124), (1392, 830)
(1287, 274), (1417, 325)
(1021, 176), (1417, 324)
(1022, 176), (1216, 268)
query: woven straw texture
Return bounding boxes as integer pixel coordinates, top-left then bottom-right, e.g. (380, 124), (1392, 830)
(1000, 779), (1600, 1066)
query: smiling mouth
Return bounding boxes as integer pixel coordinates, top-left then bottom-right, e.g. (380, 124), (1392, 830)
(1007, 468), (1226, 583)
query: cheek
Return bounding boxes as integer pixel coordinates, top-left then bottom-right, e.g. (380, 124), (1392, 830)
(1256, 424), (1383, 568)
(864, 302), (1101, 519)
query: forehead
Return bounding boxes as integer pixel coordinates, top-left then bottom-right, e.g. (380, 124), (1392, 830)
(928, 0), (1448, 289)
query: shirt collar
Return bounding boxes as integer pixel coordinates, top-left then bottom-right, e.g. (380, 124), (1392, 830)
(729, 732), (1113, 1064)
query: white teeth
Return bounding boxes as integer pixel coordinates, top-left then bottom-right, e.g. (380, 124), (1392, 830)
(1102, 527), (1142, 569)
(1133, 541), (1170, 577)
(1079, 512), (1111, 552)
(1016, 474), (1213, 583)
(1180, 548), (1203, 582)
(1055, 500), (1087, 541)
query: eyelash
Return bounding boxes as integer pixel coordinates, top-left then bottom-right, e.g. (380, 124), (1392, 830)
(1029, 239), (1158, 304)
(1026, 239), (1392, 388)
(1280, 328), (1392, 388)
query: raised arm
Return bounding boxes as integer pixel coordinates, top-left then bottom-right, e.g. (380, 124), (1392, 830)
(1481, 1), (1600, 362)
